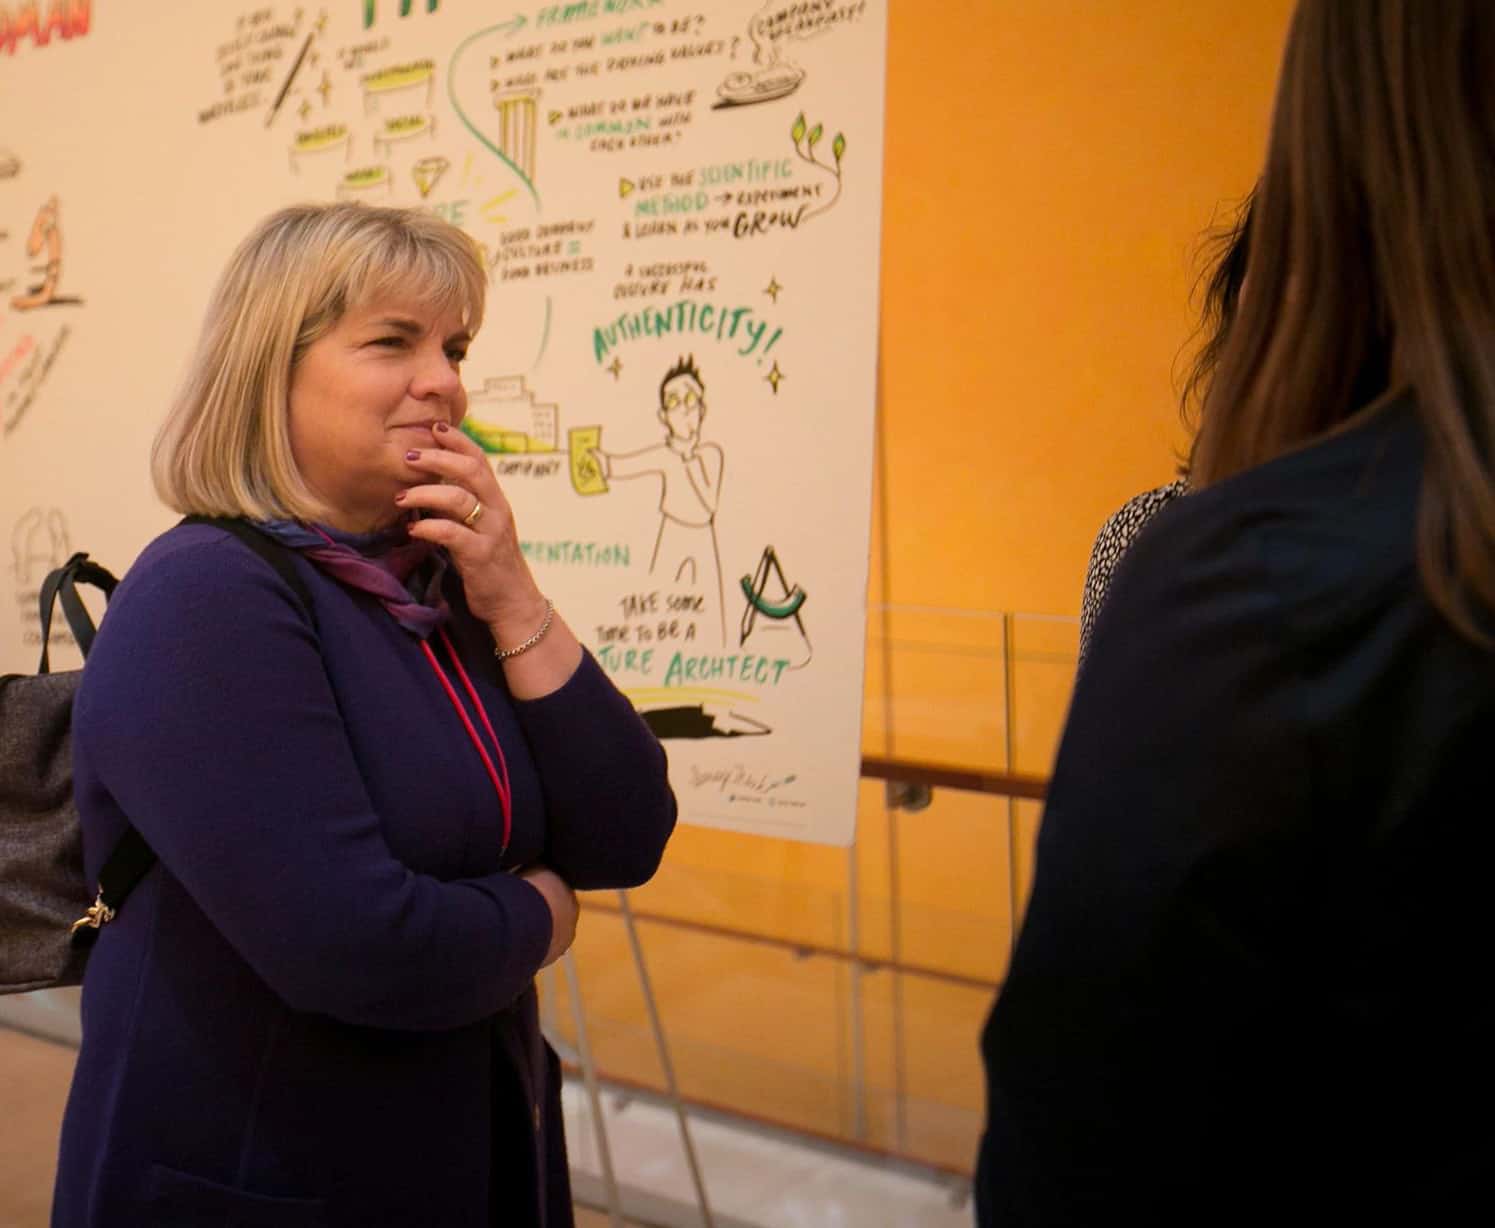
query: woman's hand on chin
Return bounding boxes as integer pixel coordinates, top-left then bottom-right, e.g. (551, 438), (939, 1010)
(396, 422), (542, 628)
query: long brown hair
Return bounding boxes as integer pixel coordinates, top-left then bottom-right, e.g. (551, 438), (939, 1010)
(1192, 0), (1495, 642)
(1180, 188), (1255, 443)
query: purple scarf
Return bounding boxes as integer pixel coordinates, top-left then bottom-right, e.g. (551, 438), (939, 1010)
(251, 518), (449, 639)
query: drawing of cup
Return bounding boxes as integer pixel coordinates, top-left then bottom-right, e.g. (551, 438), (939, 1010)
(288, 123), (351, 172)
(373, 113), (437, 156)
(361, 59), (436, 113)
(336, 165), (392, 198)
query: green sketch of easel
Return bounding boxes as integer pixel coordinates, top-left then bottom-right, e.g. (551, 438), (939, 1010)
(739, 546), (811, 666)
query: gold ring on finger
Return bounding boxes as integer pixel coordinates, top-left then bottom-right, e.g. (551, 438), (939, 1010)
(462, 500), (484, 529)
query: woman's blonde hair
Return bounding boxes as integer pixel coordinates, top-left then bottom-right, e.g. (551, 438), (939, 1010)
(153, 202), (486, 521)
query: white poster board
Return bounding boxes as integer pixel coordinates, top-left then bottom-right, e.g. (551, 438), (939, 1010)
(0, 0), (887, 846)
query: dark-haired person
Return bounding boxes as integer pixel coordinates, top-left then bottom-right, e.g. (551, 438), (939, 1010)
(54, 202), (676, 1227)
(978, 2), (1495, 1223)
(1077, 188), (1254, 663)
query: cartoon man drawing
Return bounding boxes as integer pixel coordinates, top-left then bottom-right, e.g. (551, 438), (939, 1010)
(593, 355), (726, 643)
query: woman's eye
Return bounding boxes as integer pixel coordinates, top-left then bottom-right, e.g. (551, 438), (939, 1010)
(372, 336), (405, 348)
(446, 348), (468, 364)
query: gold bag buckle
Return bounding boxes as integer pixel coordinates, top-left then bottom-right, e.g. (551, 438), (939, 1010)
(70, 889), (115, 936)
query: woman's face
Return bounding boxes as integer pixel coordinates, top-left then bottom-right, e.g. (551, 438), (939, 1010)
(287, 295), (471, 532)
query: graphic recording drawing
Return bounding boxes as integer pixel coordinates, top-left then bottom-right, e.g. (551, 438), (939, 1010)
(364, 0), (439, 28)
(288, 123), (351, 171)
(714, 4), (805, 110)
(462, 375), (558, 454)
(10, 197), (82, 311)
(476, 189), (518, 230)
(335, 165), (392, 197)
(447, 18), (540, 208)
(623, 685), (772, 742)
(740, 545), (812, 668)
(265, 32), (314, 128)
(373, 111), (438, 154)
(568, 426), (607, 495)
(764, 275), (783, 303)
(361, 59), (436, 113)
(789, 113), (847, 221)
(411, 154), (450, 197)
(590, 355), (726, 644)
(0, 150), (19, 181)
(764, 361), (784, 393)
(492, 90), (540, 184)
(10, 506), (69, 585)
(640, 704), (772, 740)
(0, 0), (92, 57)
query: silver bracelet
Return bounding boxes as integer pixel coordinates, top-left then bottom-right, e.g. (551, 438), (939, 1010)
(493, 598), (555, 660)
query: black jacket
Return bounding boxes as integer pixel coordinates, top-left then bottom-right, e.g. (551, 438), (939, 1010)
(978, 397), (1495, 1225)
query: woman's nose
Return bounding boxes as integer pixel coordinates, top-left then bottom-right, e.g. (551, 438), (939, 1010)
(411, 347), (462, 399)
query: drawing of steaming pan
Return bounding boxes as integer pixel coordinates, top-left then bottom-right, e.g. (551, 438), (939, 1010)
(374, 113), (438, 156)
(336, 164), (393, 199)
(362, 59), (436, 114)
(713, 63), (805, 109)
(288, 123), (351, 172)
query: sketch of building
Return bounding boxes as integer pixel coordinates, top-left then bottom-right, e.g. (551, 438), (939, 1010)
(463, 375), (559, 453)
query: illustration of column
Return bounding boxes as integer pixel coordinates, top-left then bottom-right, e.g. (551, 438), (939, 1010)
(491, 89), (540, 182)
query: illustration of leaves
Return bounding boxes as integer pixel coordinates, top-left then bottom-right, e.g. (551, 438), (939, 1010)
(832, 132), (846, 163)
(791, 113), (807, 145)
(808, 123), (823, 148)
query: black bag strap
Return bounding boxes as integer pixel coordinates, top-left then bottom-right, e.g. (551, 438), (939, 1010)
(37, 552), (119, 674)
(180, 516), (316, 622)
(71, 828), (157, 948)
(74, 518), (316, 949)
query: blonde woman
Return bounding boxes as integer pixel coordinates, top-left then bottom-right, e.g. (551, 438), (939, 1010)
(54, 203), (676, 1227)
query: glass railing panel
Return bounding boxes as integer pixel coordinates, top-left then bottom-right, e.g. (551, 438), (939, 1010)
(1006, 612), (1079, 775)
(555, 909), (863, 1140)
(855, 968), (992, 1170)
(853, 789), (1013, 985)
(863, 605), (1007, 770)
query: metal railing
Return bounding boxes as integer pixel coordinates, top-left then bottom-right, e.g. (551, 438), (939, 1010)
(550, 606), (1079, 1194)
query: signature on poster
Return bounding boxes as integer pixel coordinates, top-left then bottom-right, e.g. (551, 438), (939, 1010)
(686, 762), (805, 809)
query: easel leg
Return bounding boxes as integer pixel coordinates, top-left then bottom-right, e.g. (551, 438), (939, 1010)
(562, 951), (626, 1228)
(618, 890), (716, 1228)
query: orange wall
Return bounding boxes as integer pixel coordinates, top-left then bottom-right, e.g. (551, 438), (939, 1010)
(580, 0), (1301, 1174)
(874, 0), (1295, 617)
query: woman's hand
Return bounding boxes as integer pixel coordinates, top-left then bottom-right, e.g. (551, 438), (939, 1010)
(519, 866), (579, 968)
(397, 422), (543, 631)
(398, 421), (583, 698)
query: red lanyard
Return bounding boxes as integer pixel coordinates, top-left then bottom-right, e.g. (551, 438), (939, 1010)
(303, 524), (513, 852)
(420, 629), (514, 852)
